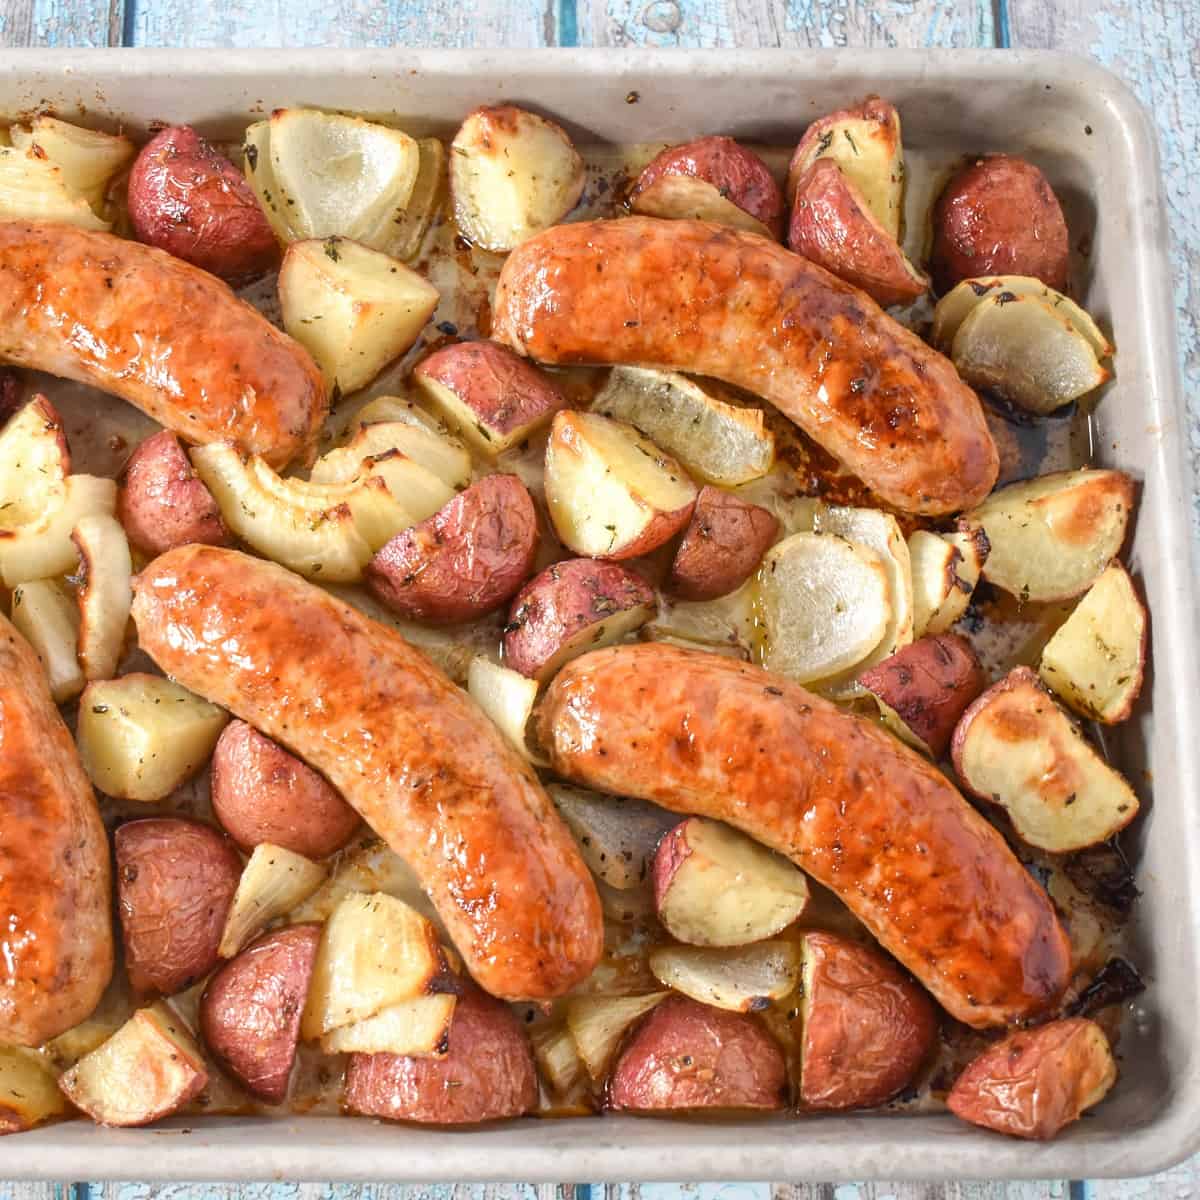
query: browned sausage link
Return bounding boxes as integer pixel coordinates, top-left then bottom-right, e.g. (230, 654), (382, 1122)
(0, 615), (113, 1044)
(537, 643), (1071, 1028)
(492, 216), (998, 517)
(131, 545), (603, 1001)
(0, 221), (326, 468)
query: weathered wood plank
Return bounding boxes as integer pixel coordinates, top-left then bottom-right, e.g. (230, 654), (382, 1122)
(26, 0), (120, 44)
(771, 1184), (1067, 1200)
(1008, 0), (1200, 537)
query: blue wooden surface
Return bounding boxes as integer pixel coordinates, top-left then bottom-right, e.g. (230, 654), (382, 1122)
(0, 0), (1196, 1195)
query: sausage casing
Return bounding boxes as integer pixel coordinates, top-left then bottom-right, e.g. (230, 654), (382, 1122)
(0, 615), (113, 1044)
(492, 216), (998, 516)
(131, 545), (603, 1000)
(0, 221), (326, 468)
(537, 643), (1071, 1027)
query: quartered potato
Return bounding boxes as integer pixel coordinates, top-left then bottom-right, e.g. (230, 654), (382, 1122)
(279, 236), (439, 395)
(950, 291), (1110, 415)
(450, 105), (584, 253)
(908, 524), (990, 638)
(952, 666), (1141, 853)
(218, 843), (327, 958)
(668, 486), (780, 602)
(787, 95), (904, 240)
(9, 578), (84, 704)
(467, 656), (542, 763)
(0, 1047), (67, 1134)
(1039, 562), (1147, 723)
(564, 992), (669, 1081)
(962, 469), (1135, 603)
(653, 818), (809, 946)
(757, 531), (891, 684)
(72, 513), (132, 682)
(648, 941), (801, 1013)
(592, 367), (775, 487)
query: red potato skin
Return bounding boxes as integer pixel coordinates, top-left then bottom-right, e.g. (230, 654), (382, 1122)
(538, 644), (1072, 1029)
(800, 931), (937, 1110)
(786, 95), (900, 206)
(414, 340), (568, 447)
(629, 136), (784, 238)
(199, 923), (322, 1104)
(503, 557), (657, 680)
(668, 485), (779, 601)
(118, 430), (230, 557)
(860, 633), (986, 758)
(365, 474), (539, 624)
(930, 155), (1070, 295)
(788, 159), (929, 308)
(0, 222), (325, 468)
(607, 995), (787, 1112)
(492, 217), (998, 517)
(115, 817), (244, 999)
(210, 721), (360, 858)
(343, 985), (538, 1125)
(0, 615), (112, 1045)
(131, 545), (603, 1002)
(947, 1018), (1117, 1140)
(127, 125), (278, 283)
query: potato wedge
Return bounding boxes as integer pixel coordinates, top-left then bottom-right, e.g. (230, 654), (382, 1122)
(860, 633), (986, 758)
(1039, 563), (1147, 723)
(628, 136), (783, 239)
(11, 116), (133, 213)
(947, 1018), (1116, 1140)
(787, 96), (903, 239)
(607, 995), (786, 1112)
(211, 720), (361, 859)
(547, 784), (677, 891)
(0, 395), (70, 521)
(320, 993), (457, 1057)
(450, 105), (584, 253)
(0, 474), (116, 588)
(343, 985), (537, 1125)
(649, 941), (801, 1013)
(531, 1022), (586, 1096)
(545, 411), (698, 559)
(301, 892), (450, 1039)
(413, 340), (569, 456)
(788, 159), (928, 307)
(756, 531), (891, 684)
(591, 367), (775, 487)
(799, 931), (936, 1110)
(909, 524), (990, 637)
(952, 666), (1140, 852)
(218, 844), (327, 958)
(72, 513), (132, 682)
(59, 1004), (208, 1127)
(78, 673), (229, 803)
(313, 417), (471, 492)
(267, 108), (419, 244)
(565, 992), (670, 1082)
(279, 237), (439, 395)
(932, 275), (1113, 359)
(951, 291), (1109, 415)
(9, 578), (84, 703)
(963, 469), (1135, 603)
(366, 475), (538, 623)
(503, 557), (657, 682)
(668, 486), (779, 601)
(116, 817), (243, 997)
(0, 1047), (67, 1134)
(467, 656), (542, 764)
(653, 818), (809, 946)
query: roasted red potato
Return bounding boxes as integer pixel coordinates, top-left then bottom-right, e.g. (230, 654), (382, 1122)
(343, 985), (537, 1125)
(788, 159), (928, 307)
(502, 557), (656, 682)
(199, 923), (322, 1104)
(947, 1018), (1117, 1140)
(668, 485), (779, 601)
(628, 136), (784, 239)
(859, 633), (986, 758)
(117, 430), (230, 558)
(930, 155), (1069, 294)
(799, 931), (936, 1111)
(116, 817), (244, 998)
(210, 721), (361, 859)
(607, 995), (786, 1113)
(413, 340), (569, 456)
(127, 124), (278, 283)
(365, 474), (538, 624)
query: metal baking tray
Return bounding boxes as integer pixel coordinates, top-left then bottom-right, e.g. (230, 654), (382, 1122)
(0, 47), (1196, 1182)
